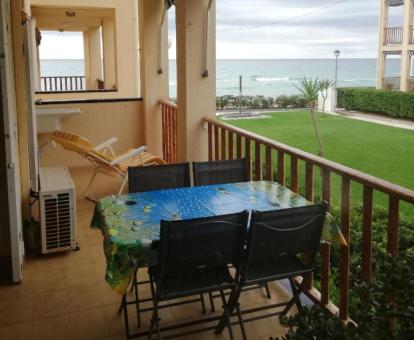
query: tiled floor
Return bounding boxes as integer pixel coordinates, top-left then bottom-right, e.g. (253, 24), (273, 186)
(0, 167), (295, 340)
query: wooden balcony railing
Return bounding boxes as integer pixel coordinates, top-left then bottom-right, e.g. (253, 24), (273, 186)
(384, 26), (404, 45)
(159, 101), (178, 164)
(383, 76), (401, 91)
(203, 116), (414, 322)
(40, 76), (85, 92)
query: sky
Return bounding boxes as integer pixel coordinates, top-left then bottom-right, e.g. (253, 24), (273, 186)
(40, 0), (402, 60)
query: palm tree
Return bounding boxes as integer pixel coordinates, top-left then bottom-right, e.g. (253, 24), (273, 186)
(318, 79), (334, 115)
(294, 77), (324, 157)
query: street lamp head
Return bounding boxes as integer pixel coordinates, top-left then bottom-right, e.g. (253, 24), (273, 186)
(334, 50), (341, 58)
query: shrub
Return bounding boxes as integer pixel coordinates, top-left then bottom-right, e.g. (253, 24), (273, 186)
(215, 95), (307, 110)
(276, 254), (414, 340)
(337, 87), (414, 120)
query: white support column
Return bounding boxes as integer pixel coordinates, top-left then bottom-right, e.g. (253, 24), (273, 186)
(400, 0), (414, 91)
(84, 27), (102, 90)
(83, 30), (91, 89)
(102, 17), (117, 90)
(175, 0), (216, 162)
(138, 0), (169, 156)
(377, 0), (388, 89)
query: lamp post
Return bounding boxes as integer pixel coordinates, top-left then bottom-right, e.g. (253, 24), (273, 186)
(333, 49), (341, 111)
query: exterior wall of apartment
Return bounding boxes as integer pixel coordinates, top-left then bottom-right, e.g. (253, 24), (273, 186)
(38, 100), (145, 167)
(377, 0), (414, 91)
(30, 0), (140, 99)
(0, 74), (12, 280)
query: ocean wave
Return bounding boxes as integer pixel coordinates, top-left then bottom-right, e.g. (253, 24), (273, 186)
(342, 78), (375, 82)
(254, 77), (291, 82)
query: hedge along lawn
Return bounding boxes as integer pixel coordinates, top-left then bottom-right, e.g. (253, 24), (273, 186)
(223, 111), (414, 217)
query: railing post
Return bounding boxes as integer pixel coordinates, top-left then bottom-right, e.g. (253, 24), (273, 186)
(265, 146), (273, 181)
(290, 156), (298, 193)
(208, 123), (213, 161)
(221, 128), (227, 160)
(254, 142), (262, 181)
(214, 125), (220, 161)
(277, 151), (285, 185)
(304, 162), (314, 291)
(321, 169), (331, 306)
(228, 131), (234, 160)
(339, 177), (351, 321)
(172, 106), (177, 163)
(245, 138), (252, 180)
(236, 134), (242, 159)
(162, 104), (166, 161)
(362, 186), (373, 283)
(388, 195), (400, 256)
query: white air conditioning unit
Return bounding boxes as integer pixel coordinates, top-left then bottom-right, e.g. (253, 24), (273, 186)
(39, 166), (77, 254)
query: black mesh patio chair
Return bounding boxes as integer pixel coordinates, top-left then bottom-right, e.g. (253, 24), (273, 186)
(215, 203), (328, 335)
(193, 158), (273, 311)
(128, 162), (191, 193)
(147, 211), (249, 339)
(192, 158), (249, 186)
(120, 163), (191, 335)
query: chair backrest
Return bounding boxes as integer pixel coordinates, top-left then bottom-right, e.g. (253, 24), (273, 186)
(128, 163), (191, 193)
(192, 158), (249, 186)
(50, 130), (93, 154)
(246, 203), (328, 271)
(158, 211), (249, 279)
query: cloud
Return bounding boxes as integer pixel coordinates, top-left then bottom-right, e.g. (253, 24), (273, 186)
(167, 0), (384, 59)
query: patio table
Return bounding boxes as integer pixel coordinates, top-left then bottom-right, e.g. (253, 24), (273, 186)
(91, 181), (346, 294)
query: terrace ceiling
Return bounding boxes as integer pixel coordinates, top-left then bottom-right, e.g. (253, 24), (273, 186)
(32, 6), (114, 31)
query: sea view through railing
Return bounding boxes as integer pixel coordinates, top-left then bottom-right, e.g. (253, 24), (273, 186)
(40, 58), (402, 97)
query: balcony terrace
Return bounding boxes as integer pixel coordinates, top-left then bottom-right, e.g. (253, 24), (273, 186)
(1, 0), (414, 339)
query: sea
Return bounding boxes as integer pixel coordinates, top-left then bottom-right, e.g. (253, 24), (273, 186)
(40, 59), (401, 98)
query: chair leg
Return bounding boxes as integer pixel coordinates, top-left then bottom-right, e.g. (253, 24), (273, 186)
(219, 290), (234, 340)
(216, 283), (243, 335)
(264, 282), (272, 299)
(121, 294), (131, 339)
(133, 270), (142, 328)
(85, 168), (99, 201)
(209, 291), (216, 312)
(130, 269), (137, 293)
(280, 279), (304, 317)
(235, 301), (247, 340)
(289, 278), (303, 312)
(119, 173), (128, 195)
(200, 294), (206, 314)
(148, 276), (161, 340)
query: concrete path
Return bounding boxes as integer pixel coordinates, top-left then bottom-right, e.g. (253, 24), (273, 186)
(335, 109), (414, 131)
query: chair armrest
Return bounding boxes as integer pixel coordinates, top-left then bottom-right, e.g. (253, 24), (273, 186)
(94, 137), (119, 151)
(110, 146), (148, 165)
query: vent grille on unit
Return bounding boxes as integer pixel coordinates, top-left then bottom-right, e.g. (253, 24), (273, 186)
(44, 193), (72, 250)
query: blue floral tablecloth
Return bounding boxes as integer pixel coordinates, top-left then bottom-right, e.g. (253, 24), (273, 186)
(91, 181), (345, 294)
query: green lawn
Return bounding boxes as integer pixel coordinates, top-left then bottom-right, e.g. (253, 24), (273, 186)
(225, 111), (414, 217)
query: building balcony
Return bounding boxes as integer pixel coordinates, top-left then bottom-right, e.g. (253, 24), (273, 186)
(384, 26), (404, 45)
(382, 76), (401, 90)
(407, 76), (414, 91)
(386, 0), (405, 7)
(2, 99), (414, 338)
(2, 0), (414, 338)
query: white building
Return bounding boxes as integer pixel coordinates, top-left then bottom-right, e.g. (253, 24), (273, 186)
(377, 0), (414, 91)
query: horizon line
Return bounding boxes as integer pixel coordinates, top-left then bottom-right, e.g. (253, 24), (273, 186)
(41, 57), (378, 60)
